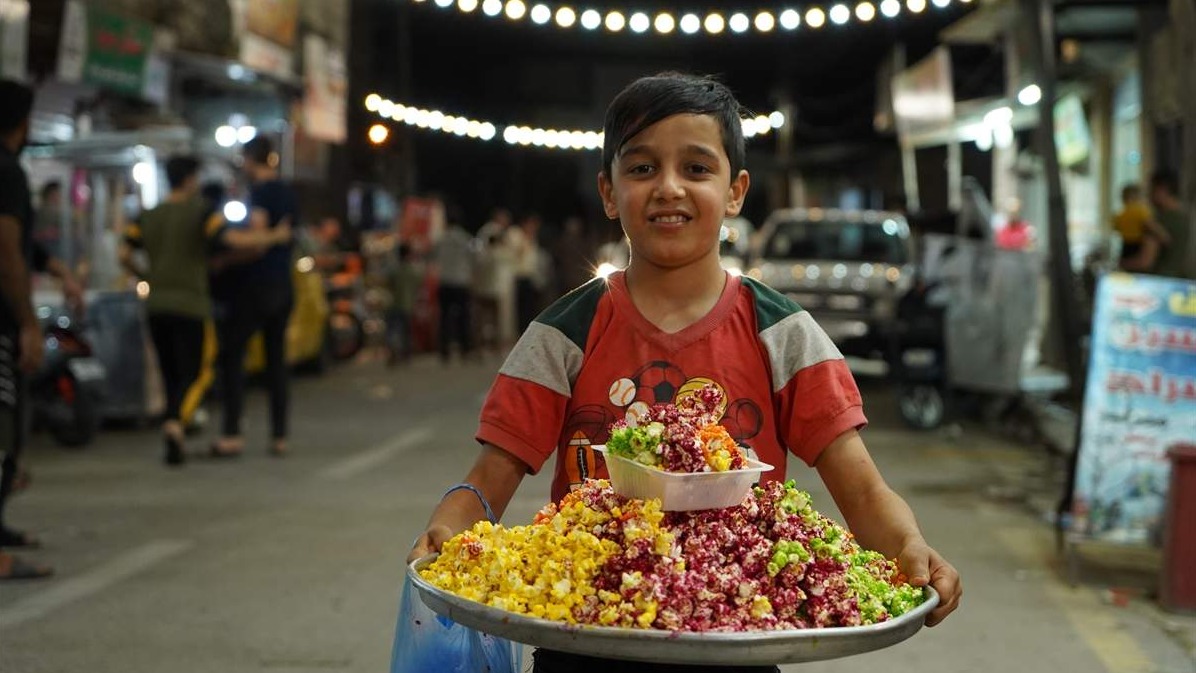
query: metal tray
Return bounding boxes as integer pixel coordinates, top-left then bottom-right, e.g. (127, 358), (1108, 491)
(408, 555), (939, 665)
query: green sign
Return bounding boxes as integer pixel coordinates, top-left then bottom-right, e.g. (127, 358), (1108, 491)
(58, 1), (154, 96)
(83, 5), (153, 95)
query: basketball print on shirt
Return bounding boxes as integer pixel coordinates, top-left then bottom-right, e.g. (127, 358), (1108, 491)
(561, 359), (764, 490)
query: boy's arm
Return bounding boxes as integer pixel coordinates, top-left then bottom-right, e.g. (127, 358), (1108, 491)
(407, 443), (528, 563)
(1122, 234), (1161, 272)
(815, 429), (962, 626)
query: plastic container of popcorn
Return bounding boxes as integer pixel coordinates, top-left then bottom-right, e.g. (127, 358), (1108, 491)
(592, 446), (773, 511)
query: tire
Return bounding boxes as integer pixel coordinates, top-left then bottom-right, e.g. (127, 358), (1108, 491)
(297, 328), (334, 376)
(898, 383), (945, 430)
(328, 312), (363, 361)
(49, 374), (101, 448)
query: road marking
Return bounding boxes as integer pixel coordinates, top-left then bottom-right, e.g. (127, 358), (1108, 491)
(0, 539), (192, 631)
(997, 527), (1155, 673)
(318, 426), (435, 480)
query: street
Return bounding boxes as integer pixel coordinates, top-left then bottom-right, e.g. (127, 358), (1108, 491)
(1, 356), (1193, 673)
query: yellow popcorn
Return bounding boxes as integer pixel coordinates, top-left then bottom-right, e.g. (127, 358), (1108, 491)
(420, 481), (671, 628)
(751, 595), (774, 619)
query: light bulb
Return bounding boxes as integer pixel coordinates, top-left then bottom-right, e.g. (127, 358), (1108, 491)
(629, 12), (649, 32)
(856, 2), (876, 21)
(780, 9), (801, 29)
(704, 13), (725, 34)
(605, 11), (624, 31)
(504, 0), (526, 20)
(654, 13), (675, 33)
(680, 13), (701, 33)
(829, 4), (850, 24)
(755, 12), (775, 32)
(806, 7), (826, 28)
(580, 9), (601, 29)
(555, 6), (575, 27)
(530, 4), (550, 23)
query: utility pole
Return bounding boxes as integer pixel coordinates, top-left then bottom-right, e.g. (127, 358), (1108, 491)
(1174, 0), (1196, 275)
(1021, 0), (1086, 399)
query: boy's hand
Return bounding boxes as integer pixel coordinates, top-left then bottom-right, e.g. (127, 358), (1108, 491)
(897, 538), (961, 627)
(407, 524), (455, 565)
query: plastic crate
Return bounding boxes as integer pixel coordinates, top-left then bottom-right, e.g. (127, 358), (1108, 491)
(593, 446), (773, 511)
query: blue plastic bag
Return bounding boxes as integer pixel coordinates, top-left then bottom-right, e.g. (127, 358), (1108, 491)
(390, 574), (523, 673)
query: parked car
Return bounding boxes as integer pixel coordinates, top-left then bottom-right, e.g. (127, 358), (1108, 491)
(748, 208), (915, 361)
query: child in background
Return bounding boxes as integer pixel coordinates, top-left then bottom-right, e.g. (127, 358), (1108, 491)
(408, 73), (962, 672)
(1114, 183), (1170, 269)
(385, 243), (419, 366)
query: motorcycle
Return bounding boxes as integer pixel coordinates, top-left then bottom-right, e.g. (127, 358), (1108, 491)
(890, 280), (948, 430)
(30, 306), (105, 447)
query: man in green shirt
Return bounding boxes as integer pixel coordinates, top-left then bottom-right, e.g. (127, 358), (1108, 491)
(121, 156), (289, 466)
(1146, 170), (1193, 279)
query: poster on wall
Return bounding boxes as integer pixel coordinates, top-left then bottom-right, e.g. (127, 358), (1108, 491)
(239, 0), (298, 80)
(1070, 273), (1196, 546)
(1054, 94), (1092, 167)
(0, 0), (28, 81)
(302, 34), (346, 143)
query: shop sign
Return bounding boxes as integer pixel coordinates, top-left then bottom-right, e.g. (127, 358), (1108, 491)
(302, 34), (346, 144)
(240, 32), (293, 81)
(57, 1), (154, 97)
(0, 0), (28, 80)
(245, 0), (299, 48)
(1071, 274), (1196, 546)
(891, 47), (955, 141)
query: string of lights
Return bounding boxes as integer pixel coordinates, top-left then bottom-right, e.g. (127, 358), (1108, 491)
(410, 0), (970, 36)
(364, 93), (786, 151)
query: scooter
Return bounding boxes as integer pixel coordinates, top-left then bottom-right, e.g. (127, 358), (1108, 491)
(30, 306), (105, 447)
(890, 281), (948, 430)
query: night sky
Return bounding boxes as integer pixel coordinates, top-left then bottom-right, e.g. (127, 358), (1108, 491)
(356, 1), (989, 229)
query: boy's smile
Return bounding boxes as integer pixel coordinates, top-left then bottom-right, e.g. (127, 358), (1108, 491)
(599, 114), (749, 271)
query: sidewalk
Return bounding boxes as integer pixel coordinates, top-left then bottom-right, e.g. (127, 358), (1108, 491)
(942, 412), (1196, 668)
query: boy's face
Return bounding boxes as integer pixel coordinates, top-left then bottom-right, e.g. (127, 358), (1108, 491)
(598, 113), (749, 272)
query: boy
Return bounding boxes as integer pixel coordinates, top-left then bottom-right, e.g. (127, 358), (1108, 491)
(1115, 183), (1171, 271)
(409, 73), (961, 671)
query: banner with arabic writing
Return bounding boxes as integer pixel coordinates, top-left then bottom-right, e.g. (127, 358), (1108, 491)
(1070, 273), (1196, 545)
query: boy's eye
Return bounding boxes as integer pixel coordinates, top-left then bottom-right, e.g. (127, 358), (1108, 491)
(627, 164), (654, 175)
(689, 164), (713, 175)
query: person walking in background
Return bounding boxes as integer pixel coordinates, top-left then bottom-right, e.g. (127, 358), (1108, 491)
(476, 207), (512, 247)
(120, 156), (289, 466)
(0, 80), (84, 580)
(434, 208), (476, 363)
(510, 213), (544, 331)
(385, 243), (419, 366)
(551, 216), (594, 299)
(211, 136), (297, 458)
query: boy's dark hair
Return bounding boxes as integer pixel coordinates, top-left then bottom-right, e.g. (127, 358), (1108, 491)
(1150, 170), (1179, 197)
(0, 79), (34, 134)
(165, 156), (200, 189)
(1121, 184), (1141, 201)
(200, 181), (225, 206)
(242, 136), (274, 165)
(40, 181), (62, 202)
(602, 72), (746, 177)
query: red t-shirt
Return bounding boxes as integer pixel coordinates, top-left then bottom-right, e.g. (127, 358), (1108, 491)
(477, 271), (867, 503)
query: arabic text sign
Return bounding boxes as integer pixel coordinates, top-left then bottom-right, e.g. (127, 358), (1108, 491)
(1072, 274), (1196, 545)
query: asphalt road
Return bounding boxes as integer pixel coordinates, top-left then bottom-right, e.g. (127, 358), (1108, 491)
(1, 355), (1192, 673)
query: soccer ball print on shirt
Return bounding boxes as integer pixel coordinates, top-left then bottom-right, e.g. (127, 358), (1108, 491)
(561, 359), (763, 489)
